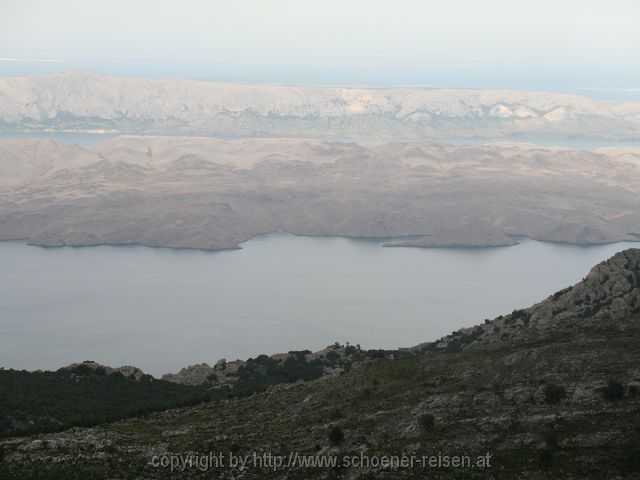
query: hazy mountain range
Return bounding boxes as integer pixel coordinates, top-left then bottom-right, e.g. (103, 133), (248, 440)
(1, 136), (640, 249)
(1, 71), (640, 141)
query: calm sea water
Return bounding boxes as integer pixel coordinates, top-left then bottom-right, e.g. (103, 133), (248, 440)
(2, 131), (640, 150)
(0, 132), (239, 145)
(0, 233), (636, 376)
(0, 131), (119, 145)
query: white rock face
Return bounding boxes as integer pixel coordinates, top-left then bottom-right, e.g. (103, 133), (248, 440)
(1, 71), (640, 140)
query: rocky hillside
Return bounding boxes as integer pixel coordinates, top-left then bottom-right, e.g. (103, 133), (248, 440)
(427, 248), (640, 352)
(161, 345), (369, 387)
(1, 250), (639, 479)
(2, 71), (640, 141)
(0, 346), (390, 439)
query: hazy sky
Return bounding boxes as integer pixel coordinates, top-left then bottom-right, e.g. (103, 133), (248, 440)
(1, 0), (639, 98)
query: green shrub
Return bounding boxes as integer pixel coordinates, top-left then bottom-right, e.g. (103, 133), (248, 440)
(544, 432), (559, 449)
(510, 309), (531, 324)
(602, 379), (625, 401)
(538, 447), (554, 466)
(345, 345), (357, 355)
(543, 383), (566, 404)
(418, 413), (435, 432)
(445, 340), (462, 353)
(328, 426), (344, 445)
(622, 444), (640, 472)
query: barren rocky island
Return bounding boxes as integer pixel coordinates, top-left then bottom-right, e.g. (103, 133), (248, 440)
(1, 136), (640, 250)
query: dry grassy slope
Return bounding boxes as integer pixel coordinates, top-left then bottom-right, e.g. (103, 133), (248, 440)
(1, 137), (640, 249)
(1, 251), (640, 479)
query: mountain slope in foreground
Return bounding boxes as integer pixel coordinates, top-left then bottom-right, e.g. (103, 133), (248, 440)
(1, 250), (640, 479)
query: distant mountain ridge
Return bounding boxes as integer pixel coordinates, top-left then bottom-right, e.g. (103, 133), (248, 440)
(1, 70), (640, 140)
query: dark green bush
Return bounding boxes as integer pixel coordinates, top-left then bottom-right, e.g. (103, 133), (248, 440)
(543, 383), (566, 404)
(622, 444), (640, 472)
(544, 432), (559, 449)
(328, 426), (344, 445)
(445, 340), (462, 353)
(418, 413), (435, 431)
(538, 447), (554, 466)
(602, 379), (625, 401)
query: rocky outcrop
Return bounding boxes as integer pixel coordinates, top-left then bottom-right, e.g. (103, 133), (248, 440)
(161, 344), (365, 386)
(161, 360), (243, 387)
(532, 248), (640, 321)
(428, 248), (640, 352)
(63, 360), (147, 380)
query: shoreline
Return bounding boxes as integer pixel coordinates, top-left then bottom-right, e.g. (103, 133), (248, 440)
(1, 231), (638, 253)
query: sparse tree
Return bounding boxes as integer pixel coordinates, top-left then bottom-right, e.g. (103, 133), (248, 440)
(328, 425), (344, 445)
(543, 383), (566, 404)
(418, 413), (435, 431)
(602, 379), (625, 401)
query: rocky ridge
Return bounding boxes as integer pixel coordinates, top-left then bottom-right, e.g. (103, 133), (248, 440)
(2, 71), (640, 141)
(428, 248), (640, 352)
(62, 361), (147, 381)
(161, 345), (372, 387)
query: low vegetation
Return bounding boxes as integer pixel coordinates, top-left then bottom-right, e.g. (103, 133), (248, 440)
(0, 346), (402, 439)
(418, 413), (435, 432)
(328, 426), (344, 445)
(0, 366), (208, 437)
(602, 379), (626, 401)
(543, 383), (567, 405)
